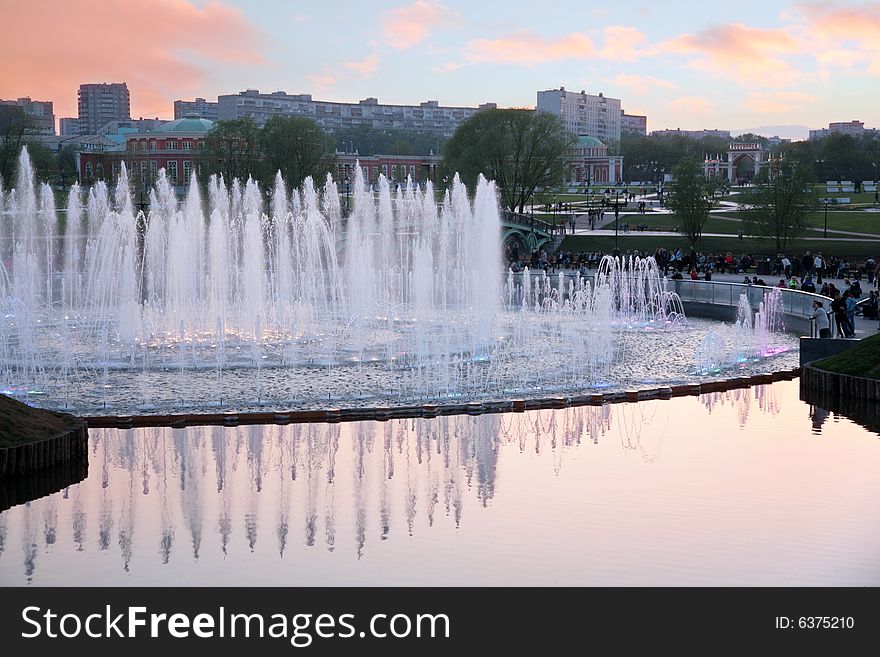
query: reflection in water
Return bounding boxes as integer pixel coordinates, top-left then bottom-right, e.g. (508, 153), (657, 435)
(800, 383), (880, 435)
(700, 384), (780, 426)
(2, 381), (878, 586)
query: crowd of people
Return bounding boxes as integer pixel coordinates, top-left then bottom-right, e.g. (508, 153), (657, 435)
(505, 244), (880, 335)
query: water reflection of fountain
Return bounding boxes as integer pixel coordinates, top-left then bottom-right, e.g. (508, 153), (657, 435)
(700, 383), (781, 427)
(0, 386), (803, 582)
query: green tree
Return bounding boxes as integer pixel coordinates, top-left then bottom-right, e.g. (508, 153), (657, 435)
(57, 145), (78, 190)
(260, 116), (334, 189)
(664, 157), (716, 244)
(0, 110), (30, 185)
(740, 159), (818, 252)
(202, 118), (263, 183)
(442, 109), (574, 213)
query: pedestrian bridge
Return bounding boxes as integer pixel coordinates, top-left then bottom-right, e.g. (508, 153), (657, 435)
(500, 211), (555, 256)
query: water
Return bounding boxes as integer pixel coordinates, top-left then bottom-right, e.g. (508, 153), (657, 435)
(0, 149), (795, 413)
(1, 379), (877, 586)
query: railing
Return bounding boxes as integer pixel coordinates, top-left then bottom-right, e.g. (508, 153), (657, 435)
(500, 211), (555, 234)
(669, 280), (831, 320)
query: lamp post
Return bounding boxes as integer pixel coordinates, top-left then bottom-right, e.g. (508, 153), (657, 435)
(822, 196), (829, 238)
(606, 189), (625, 254)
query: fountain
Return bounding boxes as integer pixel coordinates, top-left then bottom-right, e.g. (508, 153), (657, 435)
(0, 148), (795, 414)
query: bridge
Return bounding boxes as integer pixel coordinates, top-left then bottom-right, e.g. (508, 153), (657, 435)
(500, 211), (555, 257)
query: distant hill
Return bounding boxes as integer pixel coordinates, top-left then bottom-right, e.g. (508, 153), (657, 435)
(730, 125), (810, 141)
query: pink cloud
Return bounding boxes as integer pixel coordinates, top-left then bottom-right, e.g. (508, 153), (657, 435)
(798, 3), (880, 73)
(600, 26), (648, 61)
(463, 26), (649, 67)
(0, 0), (265, 119)
(381, 1), (454, 50)
(612, 74), (678, 92)
(433, 62), (463, 74)
(659, 23), (804, 87)
(466, 31), (596, 65)
(666, 96), (716, 115)
(343, 54), (380, 76)
(745, 91), (818, 113)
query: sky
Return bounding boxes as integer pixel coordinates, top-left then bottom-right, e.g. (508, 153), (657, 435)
(2, 0), (880, 136)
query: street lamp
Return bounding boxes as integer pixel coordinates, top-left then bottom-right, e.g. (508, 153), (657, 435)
(606, 189), (625, 254)
(821, 196), (830, 238)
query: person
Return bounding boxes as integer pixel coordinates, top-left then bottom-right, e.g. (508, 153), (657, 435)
(831, 291), (852, 337)
(671, 270), (684, 280)
(846, 291), (857, 334)
(801, 251), (814, 278)
(777, 278), (787, 288)
(780, 254), (792, 277)
(866, 256), (876, 286)
(801, 276), (816, 293)
(787, 276), (799, 289)
(812, 300), (831, 338)
(862, 290), (879, 320)
(819, 282), (831, 296)
(813, 252), (825, 285)
(743, 275), (753, 285)
(690, 269), (699, 280)
(850, 278), (862, 299)
(703, 270), (712, 281)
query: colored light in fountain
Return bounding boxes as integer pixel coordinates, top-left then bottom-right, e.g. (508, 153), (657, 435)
(0, 147), (800, 414)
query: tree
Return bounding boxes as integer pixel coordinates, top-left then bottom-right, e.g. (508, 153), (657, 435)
(202, 118), (263, 183)
(442, 109), (574, 213)
(260, 116), (334, 189)
(664, 157), (715, 244)
(0, 109), (30, 185)
(57, 145), (78, 190)
(740, 159), (818, 252)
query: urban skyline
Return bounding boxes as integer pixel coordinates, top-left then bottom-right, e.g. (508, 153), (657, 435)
(2, 0), (880, 135)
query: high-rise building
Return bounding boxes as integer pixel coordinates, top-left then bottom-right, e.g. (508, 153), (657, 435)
(536, 87), (622, 144)
(77, 83), (130, 135)
(59, 117), (80, 136)
(651, 128), (731, 140)
(621, 111), (647, 136)
(0, 97), (55, 135)
(809, 120), (876, 140)
(174, 98), (219, 121)
(216, 89), (496, 135)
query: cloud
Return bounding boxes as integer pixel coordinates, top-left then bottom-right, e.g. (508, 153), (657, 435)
(612, 74), (678, 92)
(0, 0), (265, 119)
(666, 96), (716, 114)
(599, 26), (648, 61)
(432, 62), (463, 74)
(343, 54), (380, 76)
(744, 91), (818, 113)
(659, 22), (804, 87)
(306, 73), (340, 89)
(798, 3), (880, 73)
(380, 1), (454, 50)
(462, 26), (648, 67)
(465, 31), (596, 65)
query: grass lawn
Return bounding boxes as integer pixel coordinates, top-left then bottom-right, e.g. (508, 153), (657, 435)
(0, 394), (81, 448)
(625, 214), (745, 234)
(812, 333), (880, 379)
(559, 234), (880, 260)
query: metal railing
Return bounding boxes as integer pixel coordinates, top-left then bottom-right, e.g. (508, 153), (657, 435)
(669, 280), (831, 320)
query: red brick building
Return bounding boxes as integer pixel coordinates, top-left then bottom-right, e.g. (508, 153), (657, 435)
(333, 152), (442, 186)
(78, 116), (214, 192)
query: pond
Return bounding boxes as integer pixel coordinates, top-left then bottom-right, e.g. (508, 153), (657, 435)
(1, 379), (877, 586)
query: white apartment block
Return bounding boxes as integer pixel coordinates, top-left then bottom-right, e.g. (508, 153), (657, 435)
(536, 87), (622, 144)
(217, 90), (496, 136)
